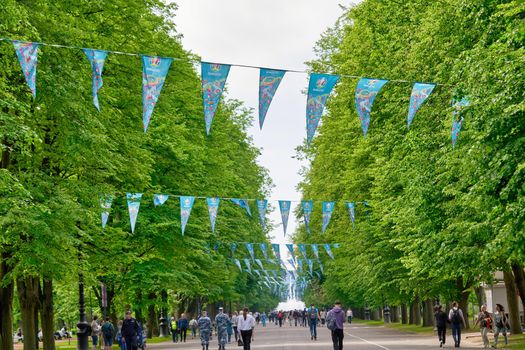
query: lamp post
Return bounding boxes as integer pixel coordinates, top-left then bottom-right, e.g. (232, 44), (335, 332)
(77, 272), (89, 350)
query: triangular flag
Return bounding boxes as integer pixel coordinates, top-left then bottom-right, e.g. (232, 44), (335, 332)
(234, 259), (242, 272)
(246, 243), (255, 260)
(323, 244), (335, 260)
(230, 243), (237, 255)
(254, 269), (261, 277)
(258, 68), (286, 129)
(311, 244), (319, 260)
(259, 243), (268, 260)
(83, 49), (108, 111)
(452, 97), (469, 147)
(288, 258), (296, 270)
(286, 244), (295, 261)
(142, 56), (173, 132)
(126, 193), (142, 234)
(153, 194), (169, 206)
(256, 199), (268, 229)
(230, 199), (252, 216)
(407, 82), (435, 128)
(355, 78), (388, 137)
(100, 195), (113, 229)
(346, 202), (356, 227)
(278, 200), (291, 235)
(255, 259), (265, 271)
(298, 244), (307, 260)
(201, 62), (231, 135)
(206, 197), (220, 233)
(297, 259), (303, 271)
(307, 259), (314, 275)
(306, 73), (340, 145)
(322, 201), (335, 234)
(333, 243), (341, 249)
(180, 196), (195, 236)
(319, 262), (324, 275)
(302, 200), (313, 234)
(244, 259), (251, 273)
(12, 41), (40, 97)
(272, 243), (281, 261)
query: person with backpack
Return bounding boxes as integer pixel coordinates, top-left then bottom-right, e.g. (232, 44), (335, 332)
(308, 304), (320, 341)
(277, 311), (284, 327)
(101, 317), (115, 350)
(474, 304), (491, 348)
(448, 302), (466, 348)
(178, 314), (189, 343)
(169, 316), (178, 343)
(434, 305), (448, 348)
(326, 301), (345, 350)
(91, 316), (101, 350)
(493, 303), (509, 347)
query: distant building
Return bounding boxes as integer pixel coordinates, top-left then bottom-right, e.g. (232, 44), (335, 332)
(482, 271), (523, 321)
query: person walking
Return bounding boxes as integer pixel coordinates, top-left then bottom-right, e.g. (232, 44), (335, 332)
(261, 312), (267, 327)
(293, 310), (299, 327)
(231, 312), (239, 342)
(434, 305), (448, 348)
(277, 311), (284, 327)
(346, 308), (353, 324)
(91, 316), (101, 350)
(448, 302), (466, 348)
(308, 304), (320, 340)
(116, 320), (125, 350)
(178, 313), (188, 343)
(327, 301), (345, 350)
(237, 307), (255, 350)
(302, 308), (308, 327)
(101, 317), (115, 350)
(474, 305), (491, 349)
(121, 311), (140, 350)
(226, 315), (233, 344)
(492, 303), (509, 348)
(320, 309), (327, 327)
(190, 317), (198, 339)
(215, 307), (229, 350)
(169, 317), (178, 343)
(198, 311), (212, 350)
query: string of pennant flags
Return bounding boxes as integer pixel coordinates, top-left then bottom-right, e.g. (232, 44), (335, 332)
(4, 38), (469, 146)
(102, 193), (369, 235)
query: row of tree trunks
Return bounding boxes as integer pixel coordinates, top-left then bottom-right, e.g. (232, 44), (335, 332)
(17, 276), (40, 350)
(401, 303), (408, 324)
(422, 299), (434, 327)
(503, 269), (523, 335)
(40, 279), (55, 350)
(391, 306), (400, 323)
(409, 296), (421, 325)
(0, 254), (14, 350)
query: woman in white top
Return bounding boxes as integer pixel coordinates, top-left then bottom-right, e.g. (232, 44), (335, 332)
(237, 307), (255, 350)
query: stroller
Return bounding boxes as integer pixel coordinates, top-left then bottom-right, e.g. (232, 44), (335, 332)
(137, 323), (147, 350)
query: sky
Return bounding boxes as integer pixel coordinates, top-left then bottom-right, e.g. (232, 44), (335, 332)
(171, 0), (354, 245)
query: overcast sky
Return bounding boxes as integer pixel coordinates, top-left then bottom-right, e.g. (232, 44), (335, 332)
(172, 0), (354, 244)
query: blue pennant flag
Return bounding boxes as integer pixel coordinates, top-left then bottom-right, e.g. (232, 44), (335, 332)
(302, 200), (313, 234)
(333, 243), (341, 249)
(259, 68), (286, 129)
(180, 196), (195, 236)
(246, 243), (255, 260)
(306, 73), (340, 145)
(346, 202), (356, 227)
(452, 97), (469, 147)
(278, 200), (291, 236)
(234, 259), (242, 272)
(256, 199), (268, 229)
(319, 262), (324, 275)
(297, 259), (303, 271)
(230, 199), (252, 216)
(323, 244), (335, 260)
(322, 201), (335, 234)
(298, 244), (307, 260)
(259, 243), (268, 260)
(201, 62), (231, 135)
(12, 41), (40, 97)
(272, 243), (281, 261)
(288, 258), (296, 270)
(311, 244), (320, 260)
(126, 193), (142, 234)
(83, 49), (107, 111)
(355, 78), (388, 137)
(272, 270), (278, 279)
(153, 194), (169, 206)
(307, 259), (314, 275)
(254, 269), (261, 278)
(286, 244), (295, 261)
(407, 82), (436, 128)
(244, 259), (251, 273)
(142, 56), (173, 132)
(206, 197), (220, 233)
(100, 195), (113, 229)
(255, 259), (265, 271)
(230, 243), (237, 255)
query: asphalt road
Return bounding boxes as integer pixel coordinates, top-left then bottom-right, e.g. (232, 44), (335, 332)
(149, 322), (479, 349)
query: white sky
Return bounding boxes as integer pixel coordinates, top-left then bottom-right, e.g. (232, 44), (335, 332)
(172, 0), (354, 244)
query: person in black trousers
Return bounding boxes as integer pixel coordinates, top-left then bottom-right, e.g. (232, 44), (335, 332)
(121, 311), (140, 350)
(434, 305), (448, 348)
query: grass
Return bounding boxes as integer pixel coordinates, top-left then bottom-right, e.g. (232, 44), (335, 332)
(354, 318), (434, 335)
(506, 334), (525, 349)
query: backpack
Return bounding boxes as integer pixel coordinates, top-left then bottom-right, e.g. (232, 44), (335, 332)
(326, 312), (337, 331)
(451, 309), (462, 325)
(102, 323), (113, 337)
(309, 308), (318, 319)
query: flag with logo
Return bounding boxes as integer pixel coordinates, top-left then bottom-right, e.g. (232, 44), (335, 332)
(302, 200), (313, 234)
(452, 97), (469, 147)
(306, 73), (340, 145)
(230, 198), (251, 216)
(307, 259), (314, 275)
(298, 244), (307, 260)
(246, 243), (255, 260)
(153, 194), (169, 206)
(256, 199), (268, 229)
(206, 197), (220, 233)
(234, 259), (242, 272)
(259, 243), (268, 260)
(258, 68), (286, 129)
(126, 193), (142, 234)
(83, 49), (108, 111)
(255, 259), (265, 271)
(230, 243), (237, 255)
(407, 83), (435, 128)
(12, 41), (40, 97)
(322, 201), (335, 234)
(100, 195), (113, 229)
(346, 202), (356, 227)
(323, 244), (335, 260)
(272, 243), (281, 261)
(286, 243), (295, 261)
(355, 78), (388, 137)
(311, 244), (319, 260)
(278, 200), (291, 235)
(244, 259), (251, 273)
(142, 55), (173, 132)
(180, 196), (195, 236)
(201, 62), (231, 134)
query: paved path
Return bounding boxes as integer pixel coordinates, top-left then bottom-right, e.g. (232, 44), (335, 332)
(149, 322), (479, 349)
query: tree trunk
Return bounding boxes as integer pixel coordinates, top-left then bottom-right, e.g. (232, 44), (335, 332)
(40, 279), (55, 350)
(422, 299), (434, 327)
(146, 292), (157, 339)
(401, 303), (408, 324)
(474, 286), (485, 307)
(456, 277), (471, 329)
(503, 269), (523, 335)
(391, 306), (400, 323)
(511, 263), (525, 312)
(0, 254), (14, 350)
(409, 296), (420, 325)
(17, 276), (41, 350)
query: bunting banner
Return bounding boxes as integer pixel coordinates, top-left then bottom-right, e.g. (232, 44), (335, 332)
(307, 259), (314, 275)
(256, 199), (268, 229)
(230, 243), (237, 255)
(323, 244), (335, 260)
(254, 269), (261, 278)
(126, 193), (142, 234)
(306, 73), (340, 145)
(288, 258), (296, 270)
(302, 200), (313, 235)
(319, 261), (324, 274)
(83, 49), (107, 111)
(272, 243), (281, 261)
(346, 202), (356, 226)
(333, 243), (341, 249)
(407, 82), (436, 128)
(311, 244), (320, 260)
(452, 97), (469, 147)
(255, 259), (265, 271)
(180, 196), (195, 236)
(258, 68), (286, 129)
(153, 194), (169, 206)
(355, 78), (388, 137)
(245, 243), (255, 260)
(272, 270), (278, 279)
(12, 41), (40, 97)
(244, 259), (251, 273)
(278, 200), (291, 235)
(322, 201), (335, 234)
(206, 197), (220, 233)
(142, 55), (173, 132)
(286, 243), (295, 261)
(230, 198), (252, 216)
(100, 195), (113, 229)
(298, 244), (307, 260)
(259, 243), (268, 260)
(201, 62), (231, 135)
(234, 259), (242, 272)
(297, 259), (303, 271)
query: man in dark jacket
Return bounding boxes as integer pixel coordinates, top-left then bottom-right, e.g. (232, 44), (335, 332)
(121, 311), (140, 350)
(178, 313), (189, 343)
(326, 301), (345, 350)
(434, 305), (448, 347)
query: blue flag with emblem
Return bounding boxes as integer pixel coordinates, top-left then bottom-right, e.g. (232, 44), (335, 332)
(407, 83), (436, 128)
(180, 196), (195, 236)
(302, 200), (313, 234)
(452, 97), (469, 147)
(323, 244), (335, 260)
(126, 193), (142, 234)
(246, 243), (255, 260)
(259, 243), (268, 260)
(322, 201), (335, 234)
(306, 73), (340, 145)
(297, 259), (303, 271)
(311, 244), (319, 260)
(12, 41), (40, 97)
(244, 259), (251, 273)
(298, 244), (307, 260)
(307, 259), (314, 275)
(234, 259), (242, 272)
(255, 259), (265, 271)
(278, 200), (291, 235)
(355, 78), (388, 137)
(286, 244), (295, 261)
(230, 243), (237, 255)
(256, 199), (268, 229)
(83, 49), (107, 111)
(100, 195), (113, 229)
(230, 199), (251, 216)
(142, 56), (172, 132)
(346, 202), (356, 227)
(201, 62), (231, 135)
(153, 194), (169, 206)
(272, 243), (281, 261)
(206, 197), (220, 233)
(258, 68), (286, 129)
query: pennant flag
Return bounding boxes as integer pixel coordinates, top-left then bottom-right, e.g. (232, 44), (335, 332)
(100, 195), (113, 229)
(201, 62), (231, 134)
(256, 199), (268, 229)
(346, 202), (356, 226)
(254, 269), (261, 278)
(307, 259), (314, 275)
(153, 194), (169, 206)
(230, 243), (237, 255)
(244, 259), (251, 273)
(333, 243), (341, 249)
(311, 244), (320, 260)
(355, 78), (388, 137)
(246, 243), (255, 260)
(272, 243), (281, 261)
(258, 68), (286, 129)
(126, 193), (142, 234)
(272, 270), (278, 279)
(142, 55), (173, 132)
(407, 82), (436, 128)
(452, 97), (469, 147)
(288, 258), (296, 270)
(234, 259), (242, 272)
(319, 261), (324, 274)
(83, 49), (108, 111)
(12, 41), (40, 97)
(301, 200), (313, 234)
(323, 244), (335, 260)
(298, 244), (307, 260)
(278, 200), (291, 235)
(286, 244), (295, 261)
(206, 197), (220, 233)
(267, 259), (276, 265)
(213, 243), (220, 251)
(230, 199), (252, 216)
(315, 271), (322, 279)
(259, 243), (268, 260)
(322, 201), (335, 233)
(306, 73), (340, 145)
(180, 196), (195, 236)
(297, 259), (304, 271)
(255, 259), (265, 271)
